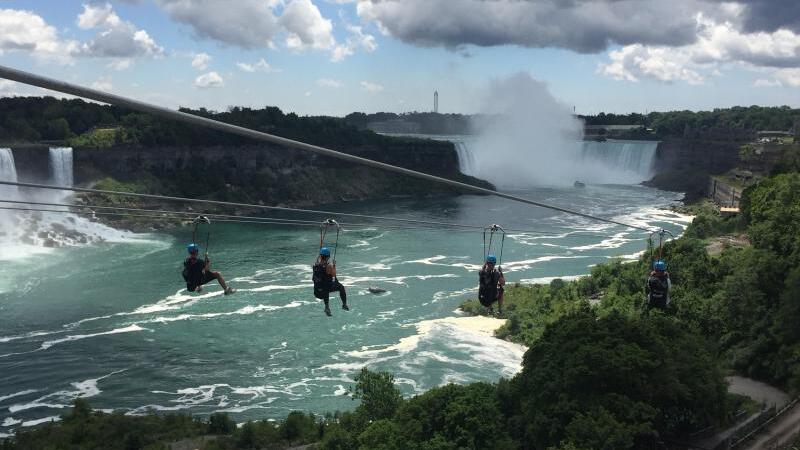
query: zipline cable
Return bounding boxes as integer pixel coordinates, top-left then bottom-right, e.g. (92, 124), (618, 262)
(0, 183), (625, 237)
(0, 198), (622, 238)
(0, 64), (652, 233)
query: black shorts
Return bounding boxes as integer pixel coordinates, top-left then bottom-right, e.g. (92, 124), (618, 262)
(187, 271), (216, 291)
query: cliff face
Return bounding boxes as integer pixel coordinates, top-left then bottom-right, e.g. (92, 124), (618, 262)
(654, 137), (743, 174)
(11, 140), (492, 211)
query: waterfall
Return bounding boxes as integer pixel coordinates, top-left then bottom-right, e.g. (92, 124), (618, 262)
(451, 138), (659, 187)
(0, 148), (18, 197)
(454, 141), (478, 177)
(578, 140), (658, 184)
(49, 147), (74, 187)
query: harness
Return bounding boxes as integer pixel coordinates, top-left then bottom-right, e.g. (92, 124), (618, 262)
(182, 215), (211, 283)
(645, 228), (674, 309)
(479, 224), (505, 307)
(313, 219), (340, 299)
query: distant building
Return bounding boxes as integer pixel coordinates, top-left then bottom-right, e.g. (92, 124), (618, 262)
(434, 90), (439, 114)
(756, 130), (793, 143)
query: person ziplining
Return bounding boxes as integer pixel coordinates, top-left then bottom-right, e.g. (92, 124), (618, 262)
(645, 229), (674, 310)
(312, 219), (349, 317)
(181, 216), (235, 295)
(478, 224), (507, 316)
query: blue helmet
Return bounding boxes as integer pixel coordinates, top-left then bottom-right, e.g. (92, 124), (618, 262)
(319, 247), (331, 257)
(486, 254), (497, 264)
(187, 243), (199, 254)
(654, 260), (666, 272)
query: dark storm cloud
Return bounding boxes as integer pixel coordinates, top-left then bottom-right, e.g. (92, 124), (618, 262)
(738, 0), (800, 33)
(357, 0), (716, 53)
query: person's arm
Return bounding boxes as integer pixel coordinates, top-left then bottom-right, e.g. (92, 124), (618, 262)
(326, 263), (336, 277)
(203, 254), (210, 271)
(498, 271), (506, 287)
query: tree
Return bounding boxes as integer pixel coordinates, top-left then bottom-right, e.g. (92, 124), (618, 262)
(352, 368), (403, 422)
(508, 310), (727, 449)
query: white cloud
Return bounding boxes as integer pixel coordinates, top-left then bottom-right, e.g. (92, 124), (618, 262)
(194, 71), (224, 88)
(754, 78), (781, 87)
(599, 13), (800, 85)
(107, 58), (134, 70)
(191, 52), (211, 70)
(331, 24), (377, 62)
(91, 76), (113, 92)
(317, 78), (343, 88)
(304, 91), (312, 96)
(157, 0), (280, 49)
(360, 81), (384, 93)
(236, 58), (276, 73)
(77, 3), (164, 60)
(281, 0), (336, 51)
(0, 8), (79, 64)
(600, 44), (705, 84)
(775, 68), (800, 87)
(77, 2), (120, 29)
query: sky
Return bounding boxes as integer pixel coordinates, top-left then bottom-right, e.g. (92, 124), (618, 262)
(0, 0), (797, 116)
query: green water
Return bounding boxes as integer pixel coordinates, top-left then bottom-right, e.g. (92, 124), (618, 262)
(0, 186), (688, 432)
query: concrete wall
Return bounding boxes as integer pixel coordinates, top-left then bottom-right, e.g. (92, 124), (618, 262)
(708, 178), (741, 208)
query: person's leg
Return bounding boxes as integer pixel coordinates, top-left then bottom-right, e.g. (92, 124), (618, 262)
(497, 289), (505, 314)
(209, 271), (229, 291)
(332, 280), (348, 310)
(322, 291), (332, 316)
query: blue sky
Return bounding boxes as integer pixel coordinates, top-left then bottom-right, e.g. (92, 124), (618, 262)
(0, 0), (797, 116)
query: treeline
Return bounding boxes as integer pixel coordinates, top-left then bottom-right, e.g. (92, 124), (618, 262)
(0, 97), (407, 148)
(580, 105), (799, 136)
(344, 111), (473, 134)
(1, 97), (796, 145)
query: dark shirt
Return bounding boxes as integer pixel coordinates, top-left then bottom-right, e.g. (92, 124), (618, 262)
(184, 257), (206, 288)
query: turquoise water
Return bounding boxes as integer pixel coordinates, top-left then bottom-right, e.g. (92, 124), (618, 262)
(0, 185), (688, 433)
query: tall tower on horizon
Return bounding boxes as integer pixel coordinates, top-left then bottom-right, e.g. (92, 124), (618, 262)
(434, 90), (439, 113)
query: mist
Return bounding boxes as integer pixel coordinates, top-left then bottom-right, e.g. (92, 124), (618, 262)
(469, 73), (584, 188)
(467, 73), (656, 189)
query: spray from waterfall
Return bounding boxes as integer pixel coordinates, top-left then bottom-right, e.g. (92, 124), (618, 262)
(467, 73), (656, 188)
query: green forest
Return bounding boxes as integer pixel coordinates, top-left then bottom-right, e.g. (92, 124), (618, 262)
(3, 171), (800, 449)
(0, 97), (796, 146)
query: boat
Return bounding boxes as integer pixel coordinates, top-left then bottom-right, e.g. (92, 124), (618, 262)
(574, 181), (586, 188)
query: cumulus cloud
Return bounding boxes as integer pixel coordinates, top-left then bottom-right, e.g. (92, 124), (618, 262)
(157, 0), (280, 48)
(157, 0), (372, 61)
(281, 0), (335, 51)
(599, 13), (800, 85)
(360, 80), (383, 93)
(738, 0), (800, 34)
(316, 78), (343, 88)
(191, 52), (210, 70)
(194, 71), (224, 88)
(775, 68), (800, 87)
(331, 24), (377, 62)
(77, 3), (164, 62)
(0, 8), (78, 64)
(236, 58), (277, 72)
(356, 0), (711, 53)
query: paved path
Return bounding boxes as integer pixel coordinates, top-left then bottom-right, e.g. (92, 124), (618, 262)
(741, 401), (800, 450)
(726, 376), (791, 409)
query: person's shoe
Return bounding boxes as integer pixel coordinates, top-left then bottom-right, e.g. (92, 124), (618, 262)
(224, 288), (236, 295)
(195, 286), (203, 293)
(497, 307), (504, 317)
(342, 304), (350, 311)
(324, 306), (332, 317)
